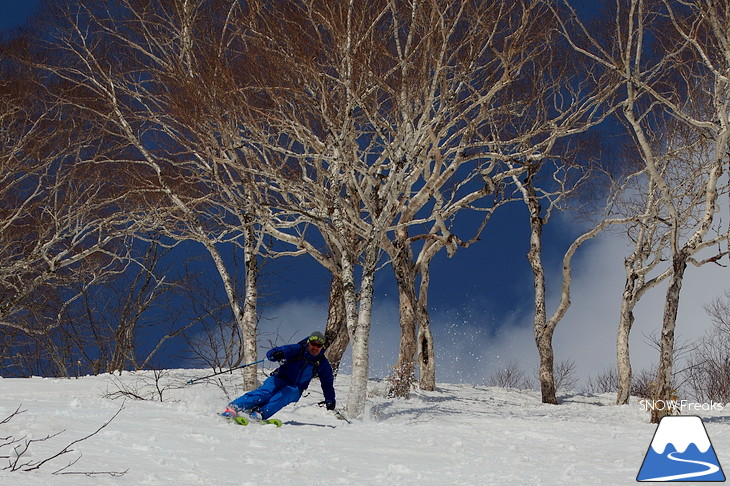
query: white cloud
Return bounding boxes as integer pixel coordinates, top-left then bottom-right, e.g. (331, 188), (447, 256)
(548, 230), (728, 385)
(258, 298), (328, 346)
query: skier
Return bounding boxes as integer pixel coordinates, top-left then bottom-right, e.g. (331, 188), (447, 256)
(221, 331), (336, 421)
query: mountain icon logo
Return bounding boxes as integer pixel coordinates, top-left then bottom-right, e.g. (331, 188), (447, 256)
(637, 415), (725, 482)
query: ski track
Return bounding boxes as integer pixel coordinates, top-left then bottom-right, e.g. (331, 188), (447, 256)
(0, 370), (728, 485)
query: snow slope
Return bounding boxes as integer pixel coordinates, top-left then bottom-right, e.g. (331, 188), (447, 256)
(1, 370), (728, 485)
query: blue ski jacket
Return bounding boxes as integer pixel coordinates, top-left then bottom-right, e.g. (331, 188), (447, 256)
(266, 340), (336, 403)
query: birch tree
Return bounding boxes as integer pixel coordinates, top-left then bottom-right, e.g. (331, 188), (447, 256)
(645, 0), (730, 422)
(232, 0), (495, 417)
(245, 0), (619, 406)
(614, 175), (672, 404)
(371, 0), (549, 396)
(553, 1), (654, 405)
(41, 0), (272, 388)
(471, 2), (623, 405)
(0, 30), (143, 360)
(559, 0), (730, 418)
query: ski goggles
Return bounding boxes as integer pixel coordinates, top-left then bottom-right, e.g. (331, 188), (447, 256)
(308, 336), (325, 347)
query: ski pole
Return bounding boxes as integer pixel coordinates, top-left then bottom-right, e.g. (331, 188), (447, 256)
(186, 359), (265, 385)
(318, 401), (352, 424)
(332, 409), (352, 424)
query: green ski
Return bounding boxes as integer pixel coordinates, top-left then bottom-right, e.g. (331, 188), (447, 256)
(228, 416), (282, 427)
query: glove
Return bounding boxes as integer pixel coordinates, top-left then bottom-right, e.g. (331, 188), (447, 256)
(325, 400), (336, 411)
(267, 350), (285, 362)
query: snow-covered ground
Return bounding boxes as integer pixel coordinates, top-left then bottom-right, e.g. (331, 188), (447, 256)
(1, 370), (728, 485)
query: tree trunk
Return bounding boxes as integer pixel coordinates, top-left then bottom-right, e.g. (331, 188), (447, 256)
(615, 188), (666, 405)
(616, 260), (639, 405)
(47, 341), (70, 377)
(525, 177), (557, 405)
(343, 244), (378, 420)
(241, 224), (259, 390)
(109, 317), (136, 374)
(536, 327), (557, 403)
(615, 290), (636, 405)
(324, 273), (349, 375)
(417, 262), (436, 390)
(651, 254), (687, 423)
(388, 230), (417, 398)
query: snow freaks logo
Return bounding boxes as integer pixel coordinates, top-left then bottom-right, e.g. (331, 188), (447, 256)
(639, 399), (726, 413)
(637, 415), (726, 482)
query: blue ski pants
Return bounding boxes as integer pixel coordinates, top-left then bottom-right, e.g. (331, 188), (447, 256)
(229, 375), (302, 419)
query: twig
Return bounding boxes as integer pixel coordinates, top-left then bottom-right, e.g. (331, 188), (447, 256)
(1, 405), (26, 425)
(22, 404), (125, 472)
(54, 469), (129, 477)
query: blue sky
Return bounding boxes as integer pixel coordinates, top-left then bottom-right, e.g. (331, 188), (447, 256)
(0, 0), (39, 33)
(2, 2), (727, 388)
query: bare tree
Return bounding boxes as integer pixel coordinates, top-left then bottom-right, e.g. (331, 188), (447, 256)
(581, 367), (619, 395)
(56, 240), (195, 375)
(39, 0), (273, 389)
(238, 0), (624, 409)
(558, 0), (730, 421)
(612, 170), (673, 404)
(644, 0), (730, 423)
(613, 0), (729, 421)
(480, 1), (631, 405)
(488, 361), (529, 389)
(0, 30), (146, 369)
(554, 359), (579, 392)
(684, 290), (730, 403)
(510, 155), (638, 404)
(371, 0), (541, 396)
(229, 0), (509, 417)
